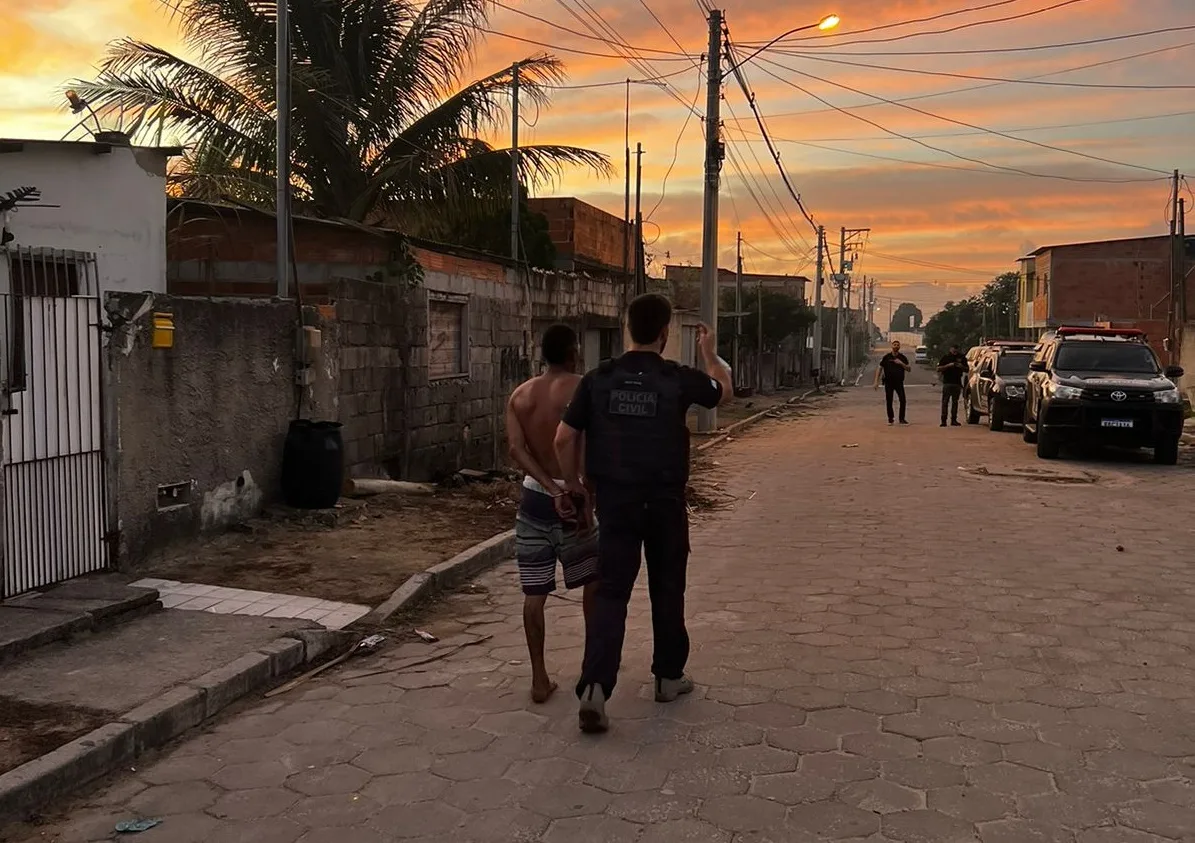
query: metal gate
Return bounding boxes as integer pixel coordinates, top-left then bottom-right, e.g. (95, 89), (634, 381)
(1, 247), (108, 598)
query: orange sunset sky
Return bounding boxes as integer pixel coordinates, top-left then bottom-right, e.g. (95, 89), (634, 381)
(2, 0), (1193, 316)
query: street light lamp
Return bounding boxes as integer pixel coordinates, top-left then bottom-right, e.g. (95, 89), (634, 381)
(727, 14), (840, 73)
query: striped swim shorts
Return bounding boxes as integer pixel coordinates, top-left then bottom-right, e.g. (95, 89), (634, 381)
(514, 477), (599, 596)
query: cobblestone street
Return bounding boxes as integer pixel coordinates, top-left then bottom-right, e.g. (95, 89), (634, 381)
(14, 369), (1195, 843)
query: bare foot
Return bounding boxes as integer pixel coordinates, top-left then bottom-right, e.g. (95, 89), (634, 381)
(531, 680), (558, 704)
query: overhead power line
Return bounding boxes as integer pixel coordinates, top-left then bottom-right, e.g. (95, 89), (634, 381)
(723, 37), (1180, 122)
(647, 58), (705, 219)
(723, 98), (813, 252)
(723, 36), (822, 242)
(740, 0), (1025, 47)
(481, 28), (693, 60)
(865, 250), (998, 277)
(635, 0), (694, 56)
(544, 68), (695, 90)
(733, 108), (1195, 143)
(545, 0), (702, 116)
(491, 1), (693, 56)
(767, 24), (1195, 56)
(778, 44), (1195, 90)
(757, 57), (1172, 179)
(767, 0), (1094, 49)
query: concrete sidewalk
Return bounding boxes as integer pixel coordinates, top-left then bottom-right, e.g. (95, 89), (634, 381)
(9, 377), (1195, 842)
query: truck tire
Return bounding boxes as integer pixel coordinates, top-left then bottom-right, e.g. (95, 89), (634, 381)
(1154, 438), (1180, 466)
(989, 401), (1005, 432)
(1036, 428), (1060, 459)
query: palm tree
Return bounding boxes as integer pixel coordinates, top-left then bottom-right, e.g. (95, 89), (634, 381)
(69, 0), (609, 237)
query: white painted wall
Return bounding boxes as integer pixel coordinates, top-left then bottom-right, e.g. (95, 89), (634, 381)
(0, 140), (171, 294)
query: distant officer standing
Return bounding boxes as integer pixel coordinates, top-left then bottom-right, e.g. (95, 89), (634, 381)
(874, 340), (911, 425)
(554, 293), (732, 733)
(937, 343), (968, 427)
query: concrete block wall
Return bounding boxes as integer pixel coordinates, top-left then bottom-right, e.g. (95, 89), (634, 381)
(333, 278), (408, 479)
(331, 259), (623, 483)
(105, 293), (338, 563)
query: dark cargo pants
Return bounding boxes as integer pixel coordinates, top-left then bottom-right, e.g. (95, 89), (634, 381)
(576, 488), (690, 700)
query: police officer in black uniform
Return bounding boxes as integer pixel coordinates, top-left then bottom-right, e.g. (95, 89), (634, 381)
(554, 293), (732, 733)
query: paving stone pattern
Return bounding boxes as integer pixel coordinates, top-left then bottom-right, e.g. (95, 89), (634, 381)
(17, 376), (1195, 842)
(134, 579), (371, 629)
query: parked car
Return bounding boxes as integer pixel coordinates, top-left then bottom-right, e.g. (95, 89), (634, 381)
(1022, 326), (1185, 464)
(965, 345), (1035, 431)
(914, 346), (929, 364)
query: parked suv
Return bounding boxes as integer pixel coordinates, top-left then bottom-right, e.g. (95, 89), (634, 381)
(965, 343), (1036, 431)
(1022, 327), (1185, 464)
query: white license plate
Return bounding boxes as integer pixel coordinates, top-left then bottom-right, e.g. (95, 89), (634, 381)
(1101, 419), (1134, 429)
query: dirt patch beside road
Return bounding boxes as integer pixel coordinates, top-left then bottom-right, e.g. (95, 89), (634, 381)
(136, 482), (520, 607)
(689, 387), (806, 432)
(0, 697), (108, 775)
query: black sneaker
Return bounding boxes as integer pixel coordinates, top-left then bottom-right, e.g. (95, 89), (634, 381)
(951, 421), (962, 427)
(940, 421), (947, 427)
(899, 420), (909, 425)
(888, 419), (894, 425)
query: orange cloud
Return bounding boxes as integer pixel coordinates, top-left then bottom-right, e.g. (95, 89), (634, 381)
(3, 0), (1192, 318)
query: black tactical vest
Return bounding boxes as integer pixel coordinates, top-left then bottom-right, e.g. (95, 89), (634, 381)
(586, 354), (688, 487)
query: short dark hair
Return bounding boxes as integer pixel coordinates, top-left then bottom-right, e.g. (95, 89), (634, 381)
(628, 293), (672, 345)
(541, 323), (577, 366)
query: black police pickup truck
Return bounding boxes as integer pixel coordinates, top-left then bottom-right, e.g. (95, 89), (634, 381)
(964, 341), (1036, 432)
(1022, 327), (1186, 464)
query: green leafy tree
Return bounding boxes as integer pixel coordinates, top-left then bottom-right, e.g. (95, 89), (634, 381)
(717, 287), (815, 357)
(70, 0), (610, 242)
(889, 302), (923, 332)
(922, 271), (1020, 356)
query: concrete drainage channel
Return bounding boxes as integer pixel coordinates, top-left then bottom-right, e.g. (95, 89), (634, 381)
(958, 464), (1100, 485)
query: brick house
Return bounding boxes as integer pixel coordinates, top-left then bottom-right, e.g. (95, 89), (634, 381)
(525, 197), (633, 278)
(1017, 234), (1195, 363)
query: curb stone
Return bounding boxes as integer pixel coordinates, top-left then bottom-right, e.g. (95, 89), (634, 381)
(365, 529), (516, 626)
(0, 627), (346, 826)
(696, 388), (819, 453)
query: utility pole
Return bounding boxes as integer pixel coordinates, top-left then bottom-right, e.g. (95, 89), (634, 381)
(275, 0), (291, 297)
(1169, 169), (1181, 362)
(510, 62), (521, 263)
(812, 225), (825, 386)
(1181, 197), (1188, 331)
(835, 226), (871, 382)
(634, 143), (645, 294)
(836, 227), (847, 384)
(734, 232), (743, 387)
(623, 80), (632, 294)
(697, 7), (724, 433)
(756, 277), (764, 393)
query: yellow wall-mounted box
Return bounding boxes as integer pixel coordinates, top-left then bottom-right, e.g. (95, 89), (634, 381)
(152, 312), (174, 349)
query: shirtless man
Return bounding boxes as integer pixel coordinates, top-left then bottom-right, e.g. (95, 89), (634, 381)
(505, 324), (599, 703)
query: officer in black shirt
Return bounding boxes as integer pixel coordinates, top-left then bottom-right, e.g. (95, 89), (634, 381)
(937, 344), (968, 427)
(873, 340), (911, 424)
(555, 293), (732, 733)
